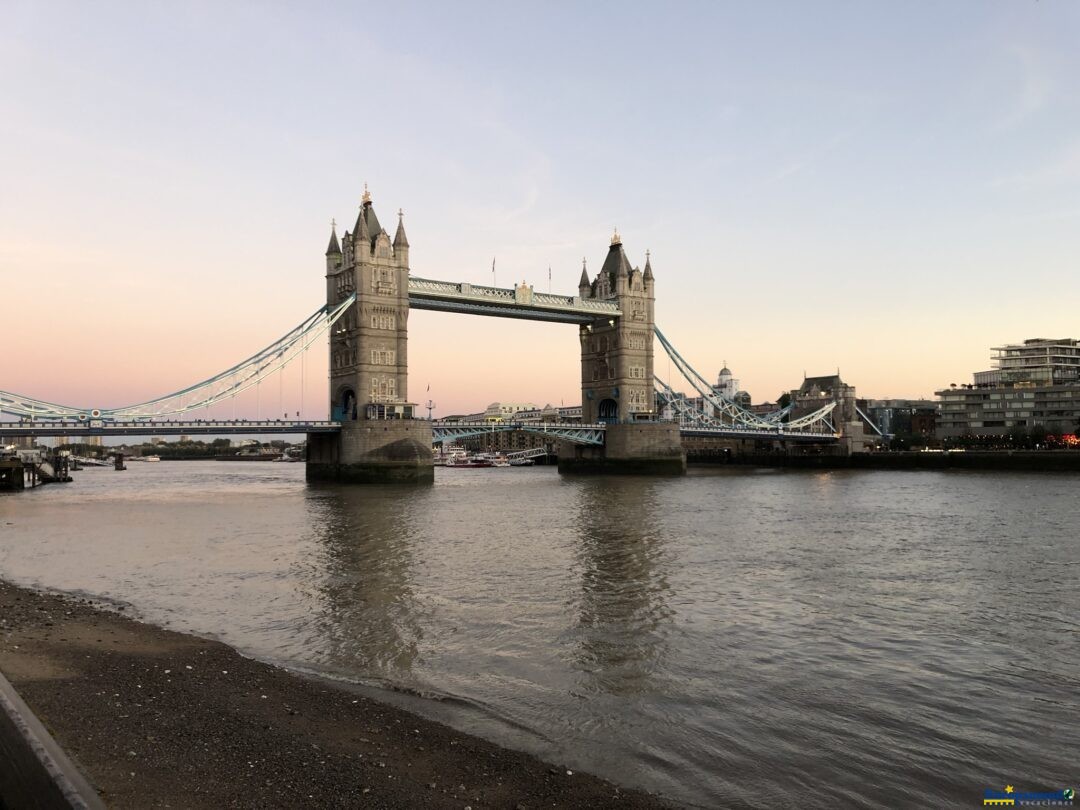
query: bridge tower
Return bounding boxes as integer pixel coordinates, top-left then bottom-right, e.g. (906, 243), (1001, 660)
(561, 232), (685, 475)
(306, 188), (433, 483)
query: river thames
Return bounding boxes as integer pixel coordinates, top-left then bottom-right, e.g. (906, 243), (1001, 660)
(1, 462), (1077, 807)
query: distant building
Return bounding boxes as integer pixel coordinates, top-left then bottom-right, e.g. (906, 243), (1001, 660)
(790, 373), (879, 451)
(910, 409), (937, 438)
(790, 375), (857, 425)
(482, 402), (537, 422)
(936, 338), (1080, 437)
(974, 338), (1080, 388)
(512, 405), (582, 423)
(865, 399), (938, 436)
(444, 402), (579, 454)
(715, 364), (738, 399)
(663, 363), (753, 424)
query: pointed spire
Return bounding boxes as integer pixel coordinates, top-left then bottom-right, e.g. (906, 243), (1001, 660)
(354, 188), (368, 241)
(643, 249), (653, 280)
(600, 230), (633, 285)
(393, 208), (409, 248)
(353, 184), (382, 247)
(578, 257), (590, 289)
(325, 218), (341, 256)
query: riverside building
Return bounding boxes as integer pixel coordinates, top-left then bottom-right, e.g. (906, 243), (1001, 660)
(936, 338), (1080, 438)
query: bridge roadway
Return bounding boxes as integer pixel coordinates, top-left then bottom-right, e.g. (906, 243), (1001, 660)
(0, 420), (838, 444)
(679, 426), (838, 443)
(0, 420), (341, 438)
(429, 421), (837, 445)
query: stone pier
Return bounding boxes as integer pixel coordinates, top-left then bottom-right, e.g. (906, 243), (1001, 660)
(558, 422), (685, 475)
(306, 421), (433, 484)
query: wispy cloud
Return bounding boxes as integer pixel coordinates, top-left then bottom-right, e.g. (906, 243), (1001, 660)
(992, 140), (1080, 188)
(766, 130), (852, 184)
(995, 44), (1055, 130)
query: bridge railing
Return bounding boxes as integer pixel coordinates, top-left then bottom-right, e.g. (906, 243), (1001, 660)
(0, 419), (343, 437)
(431, 420), (607, 446)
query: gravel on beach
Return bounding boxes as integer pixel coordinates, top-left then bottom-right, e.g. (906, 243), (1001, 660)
(0, 579), (672, 809)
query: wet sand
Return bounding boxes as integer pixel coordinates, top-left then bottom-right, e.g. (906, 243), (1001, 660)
(0, 579), (672, 808)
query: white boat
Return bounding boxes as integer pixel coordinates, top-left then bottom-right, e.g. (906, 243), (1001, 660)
(143, 455), (161, 462)
(445, 455), (493, 468)
(434, 444), (468, 466)
(473, 452), (511, 468)
(509, 457), (534, 466)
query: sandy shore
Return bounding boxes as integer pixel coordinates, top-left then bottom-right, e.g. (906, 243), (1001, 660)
(0, 579), (672, 808)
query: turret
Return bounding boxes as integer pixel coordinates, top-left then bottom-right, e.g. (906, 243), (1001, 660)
(613, 230), (628, 294)
(325, 220), (341, 273)
(578, 258), (590, 298)
(643, 250), (654, 285)
(393, 208), (409, 265)
(355, 203), (369, 257)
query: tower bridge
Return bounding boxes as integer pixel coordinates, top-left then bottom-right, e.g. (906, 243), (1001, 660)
(1, 188), (856, 481)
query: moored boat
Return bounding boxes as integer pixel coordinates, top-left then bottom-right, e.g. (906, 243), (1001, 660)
(445, 455), (494, 468)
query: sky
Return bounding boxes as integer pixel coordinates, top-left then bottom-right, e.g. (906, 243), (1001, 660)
(2, 1), (1079, 419)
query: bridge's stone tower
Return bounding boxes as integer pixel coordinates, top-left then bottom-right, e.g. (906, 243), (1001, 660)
(561, 232), (685, 475)
(578, 231), (656, 424)
(306, 188), (433, 484)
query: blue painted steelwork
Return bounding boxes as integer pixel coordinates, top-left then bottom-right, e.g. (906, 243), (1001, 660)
(656, 382), (837, 442)
(855, 405), (887, 437)
(431, 421), (606, 446)
(653, 327), (838, 435)
(0, 295), (356, 423)
(678, 426), (839, 443)
(0, 286), (846, 450)
(0, 421), (341, 438)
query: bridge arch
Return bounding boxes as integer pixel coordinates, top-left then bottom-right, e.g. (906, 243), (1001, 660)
(597, 398), (618, 424)
(333, 386), (357, 421)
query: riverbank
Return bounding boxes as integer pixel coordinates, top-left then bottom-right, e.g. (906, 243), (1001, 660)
(0, 579), (670, 809)
(689, 449), (1080, 471)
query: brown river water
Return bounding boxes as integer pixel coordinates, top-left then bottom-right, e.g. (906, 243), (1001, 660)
(1, 461), (1077, 807)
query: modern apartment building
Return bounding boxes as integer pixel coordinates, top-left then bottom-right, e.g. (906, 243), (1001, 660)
(936, 338), (1080, 437)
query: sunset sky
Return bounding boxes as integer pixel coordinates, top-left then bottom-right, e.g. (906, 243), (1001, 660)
(3, 2), (1079, 419)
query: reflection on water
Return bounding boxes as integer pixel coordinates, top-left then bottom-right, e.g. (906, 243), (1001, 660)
(306, 485), (426, 679)
(572, 478), (672, 696)
(1, 463), (1078, 808)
